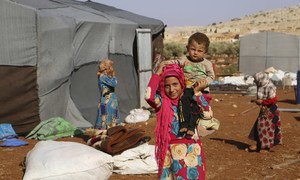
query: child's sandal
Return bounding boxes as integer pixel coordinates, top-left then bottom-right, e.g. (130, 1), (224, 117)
(245, 145), (257, 152)
(249, 145), (257, 151)
(259, 148), (270, 153)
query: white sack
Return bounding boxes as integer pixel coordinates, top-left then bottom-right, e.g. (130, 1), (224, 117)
(125, 109), (151, 123)
(23, 140), (113, 180)
(223, 76), (246, 85)
(113, 143), (158, 174)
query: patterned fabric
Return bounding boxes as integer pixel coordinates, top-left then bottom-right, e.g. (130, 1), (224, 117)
(162, 142), (205, 180)
(95, 74), (122, 129)
(184, 62), (207, 88)
(249, 71), (282, 150)
(254, 72), (276, 99)
(161, 106), (205, 179)
(25, 117), (77, 140)
(248, 104), (282, 149)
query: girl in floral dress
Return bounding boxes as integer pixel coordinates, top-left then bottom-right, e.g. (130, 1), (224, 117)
(145, 62), (205, 179)
(248, 71), (283, 152)
(95, 59), (122, 129)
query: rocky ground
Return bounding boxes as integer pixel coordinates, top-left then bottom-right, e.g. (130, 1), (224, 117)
(1, 87), (299, 180)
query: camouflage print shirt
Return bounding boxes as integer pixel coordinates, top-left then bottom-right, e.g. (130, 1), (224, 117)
(179, 56), (215, 89)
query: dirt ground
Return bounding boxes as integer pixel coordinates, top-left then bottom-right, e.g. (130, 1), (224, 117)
(1, 88), (299, 180)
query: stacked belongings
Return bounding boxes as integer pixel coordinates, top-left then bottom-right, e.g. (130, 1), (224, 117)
(87, 126), (150, 155)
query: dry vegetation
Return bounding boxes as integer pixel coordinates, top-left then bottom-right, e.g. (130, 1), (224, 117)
(165, 5), (300, 44)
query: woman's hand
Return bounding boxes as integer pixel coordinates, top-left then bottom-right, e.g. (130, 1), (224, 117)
(256, 99), (263, 105)
(155, 61), (168, 75)
(250, 99), (263, 105)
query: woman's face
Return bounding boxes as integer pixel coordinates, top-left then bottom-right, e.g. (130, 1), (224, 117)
(164, 76), (183, 99)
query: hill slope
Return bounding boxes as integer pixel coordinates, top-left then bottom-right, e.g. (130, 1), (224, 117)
(165, 5), (300, 43)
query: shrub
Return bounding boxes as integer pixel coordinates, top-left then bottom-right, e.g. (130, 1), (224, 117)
(222, 64), (239, 75)
(208, 41), (240, 56)
(163, 41), (240, 59)
(163, 42), (186, 59)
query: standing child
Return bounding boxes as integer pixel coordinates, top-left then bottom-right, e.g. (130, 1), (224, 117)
(247, 72), (283, 153)
(95, 59), (123, 129)
(145, 63), (206, 179)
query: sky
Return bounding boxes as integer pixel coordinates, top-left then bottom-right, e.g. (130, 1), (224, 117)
(90, 0), (300, 27)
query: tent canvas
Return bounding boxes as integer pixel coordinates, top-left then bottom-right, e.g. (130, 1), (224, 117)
(239, 32), (300, 75)
(0, 0), (164, 134)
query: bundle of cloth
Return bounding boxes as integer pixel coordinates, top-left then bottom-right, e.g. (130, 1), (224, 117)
(0, 123), (28, 147)
(87, 126), (150, 155)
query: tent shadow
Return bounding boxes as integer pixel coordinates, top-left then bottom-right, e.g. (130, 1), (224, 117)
(209, 138), (250, 150)
(278, 99), (296, 104)
(294, 116), (300, 121)
(75, 134), (91, 142)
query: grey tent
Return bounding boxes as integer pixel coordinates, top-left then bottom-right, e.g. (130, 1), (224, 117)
(0, 0), (165, 134)
(239, 31), (300, 75)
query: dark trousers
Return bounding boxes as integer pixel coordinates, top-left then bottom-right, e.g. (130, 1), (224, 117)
(178, 88), (201, 133)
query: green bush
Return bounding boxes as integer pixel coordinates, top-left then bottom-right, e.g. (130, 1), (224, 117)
(163, 41), (240, 59)
(208, 41), (239, 56)
(163, 42), (186, 59)
(222, 64), (239, 75)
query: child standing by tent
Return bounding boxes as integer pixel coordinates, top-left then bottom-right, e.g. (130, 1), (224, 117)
(95, 59), (123, 129)
(247, 71), (283, 153)
(145, 62), (205, 179)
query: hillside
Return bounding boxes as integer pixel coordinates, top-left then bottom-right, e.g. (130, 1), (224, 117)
(165, 5), (300, 43)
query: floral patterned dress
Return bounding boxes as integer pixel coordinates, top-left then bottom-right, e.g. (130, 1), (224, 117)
(161, 105), (206, 180)
(95, 74), (122, 129)
(248, 99), (282, 150)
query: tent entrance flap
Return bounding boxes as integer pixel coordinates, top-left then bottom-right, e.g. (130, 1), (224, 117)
(0, 66), (40, 135)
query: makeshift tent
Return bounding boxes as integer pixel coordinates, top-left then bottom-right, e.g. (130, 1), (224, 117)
(0, 0), (165, 134)
(239, 32), (300, 75)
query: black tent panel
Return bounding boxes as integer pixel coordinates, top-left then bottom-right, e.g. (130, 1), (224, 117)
(0, 66), (40, 135)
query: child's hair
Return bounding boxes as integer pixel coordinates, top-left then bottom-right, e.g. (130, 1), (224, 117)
(188, 32), (210, 52)
(97, 59), (115, 78)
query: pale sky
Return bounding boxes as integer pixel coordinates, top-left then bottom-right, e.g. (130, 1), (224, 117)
(88, 0), (300, 27)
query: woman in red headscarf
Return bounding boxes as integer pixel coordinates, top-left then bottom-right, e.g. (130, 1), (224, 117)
(145, 62), (205, 179)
